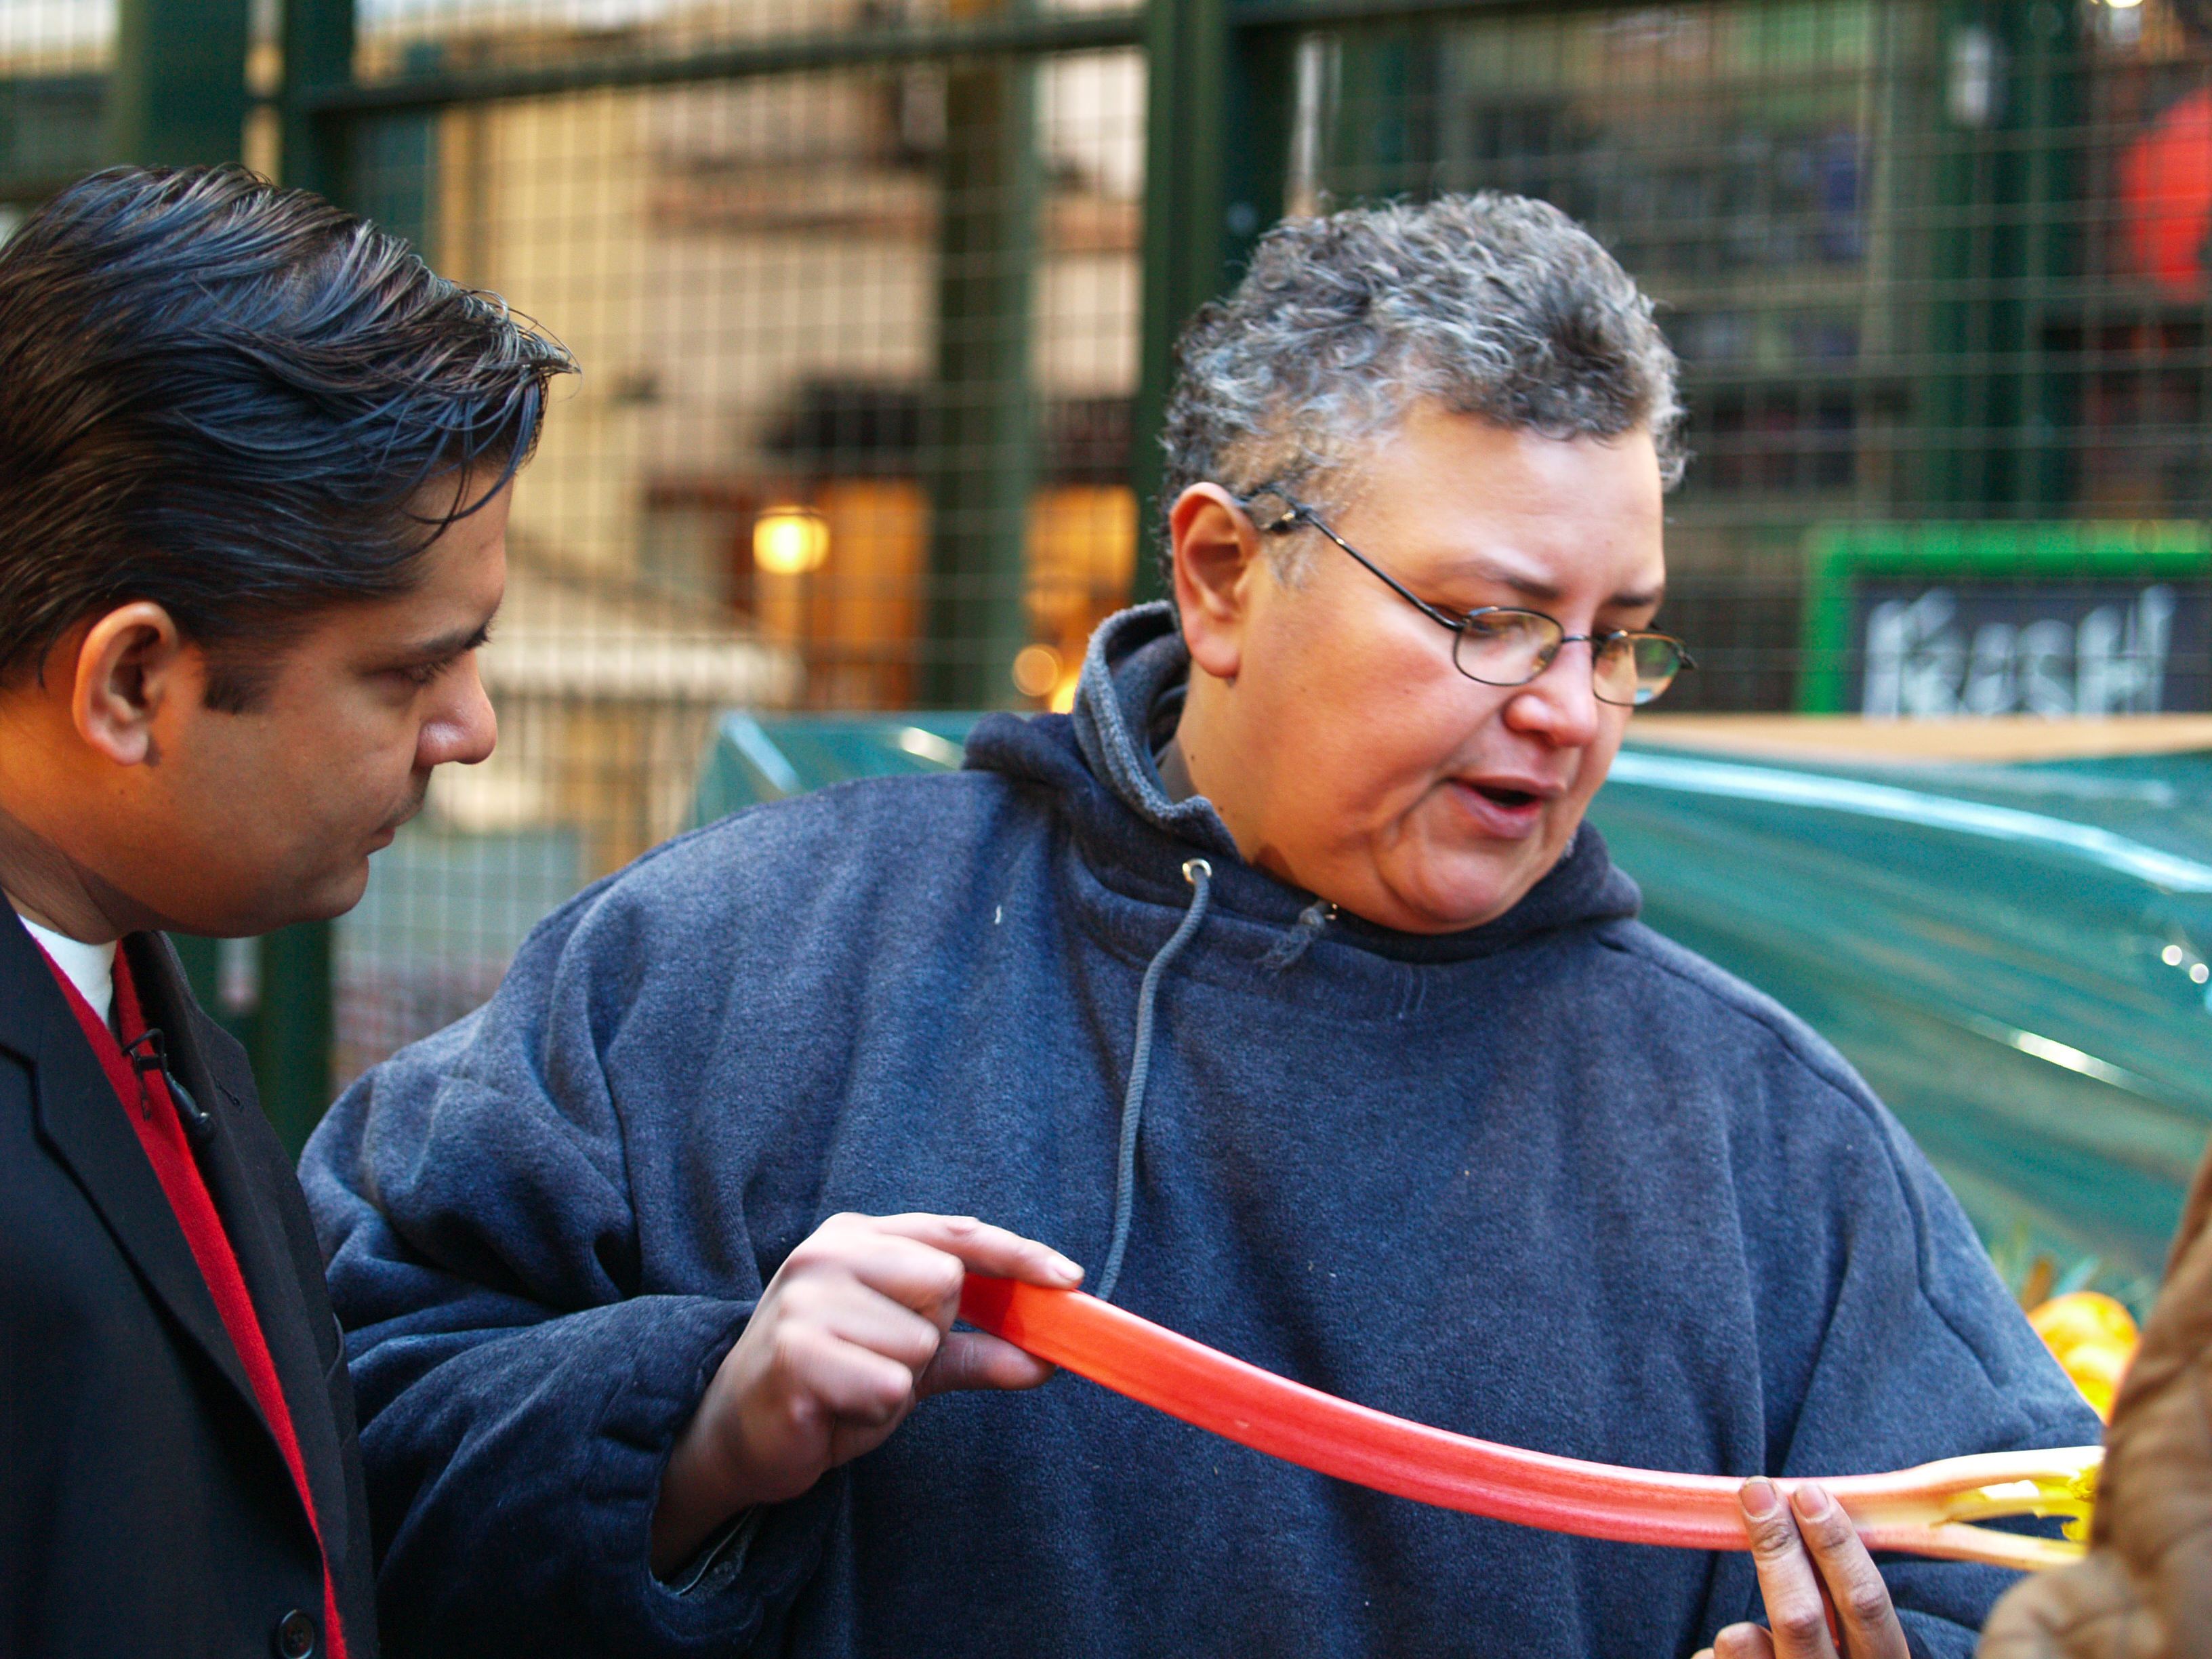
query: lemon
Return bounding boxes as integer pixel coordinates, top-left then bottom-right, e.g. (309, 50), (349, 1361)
(2029, 1293), (2139, 1422)
(2030, 1292), (2138, 1356)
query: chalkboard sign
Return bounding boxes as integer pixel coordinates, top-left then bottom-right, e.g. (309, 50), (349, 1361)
(1801, 524), (2212, 716)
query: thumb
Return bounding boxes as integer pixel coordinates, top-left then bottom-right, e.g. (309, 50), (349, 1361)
(916, 1330), (1056, 1397)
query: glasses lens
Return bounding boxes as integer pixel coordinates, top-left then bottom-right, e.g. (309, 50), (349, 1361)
(1452, 609), (1561, 686)
(1595, 634), (1684, 706)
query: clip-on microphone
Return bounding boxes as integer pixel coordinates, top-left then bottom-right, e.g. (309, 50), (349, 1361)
(121, 1027), (216, 1145)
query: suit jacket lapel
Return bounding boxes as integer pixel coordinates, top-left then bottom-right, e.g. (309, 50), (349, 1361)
(0, 912), (262, 1425)
(129, 933), (349, 1566)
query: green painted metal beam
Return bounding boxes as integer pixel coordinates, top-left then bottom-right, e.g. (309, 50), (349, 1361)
(1130, 0), (1291, 602)
(106, 0), (250, 169)
(106, 0), (346, 1137)
(302, 12), (1144, 115)
(921, 20), (1042, 707)
(151, 0), (363, 1155)
(253, 914), (335, 1155)
(1919, 1), (2083, 515)
(282, 0), (356, 200)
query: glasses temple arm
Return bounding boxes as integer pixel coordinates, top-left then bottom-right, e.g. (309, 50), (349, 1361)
(1248, 495), (1471, 635)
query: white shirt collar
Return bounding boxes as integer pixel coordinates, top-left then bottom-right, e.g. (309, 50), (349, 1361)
(14, 909), (117, 1027)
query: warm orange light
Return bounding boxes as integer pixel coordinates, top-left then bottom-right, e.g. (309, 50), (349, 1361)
(754, 506), (830, 574)
(1011, 644), (1062, 699)
(1048, 664), (1082, 714)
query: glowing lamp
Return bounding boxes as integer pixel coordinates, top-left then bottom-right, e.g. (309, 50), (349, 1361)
(754, 506), (830, 574)
(1011, 644), (1062, 699)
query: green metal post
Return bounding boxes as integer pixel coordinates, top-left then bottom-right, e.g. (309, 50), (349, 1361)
(205, 0), (362, 1154)
(350, 42), (443, 259)
(1130, 0), (1290, 603)
(106, 0), (311, 1119)
(1921, 1), (2081, 515)
(105, 0), (250, 169)
(252, 915), (334, 1154)
(282, 0), (356, 201)
(921, 23), (1042, 707)
(2014, 3), (2084, 514)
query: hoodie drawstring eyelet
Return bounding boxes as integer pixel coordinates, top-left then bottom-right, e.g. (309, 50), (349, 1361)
(1094, 857), (1212, 1304)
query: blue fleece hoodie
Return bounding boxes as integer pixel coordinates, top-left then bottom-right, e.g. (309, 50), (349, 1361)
(303, 603), (2100, 1659)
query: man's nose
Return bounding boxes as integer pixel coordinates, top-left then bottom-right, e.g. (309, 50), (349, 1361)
(1502, 640), (1604, 747)
(419, 655), (498, 769)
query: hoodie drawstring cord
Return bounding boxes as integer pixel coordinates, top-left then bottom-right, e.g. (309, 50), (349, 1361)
(1094, 857), (1212, 1305)
(1261, 897), (1338, 974)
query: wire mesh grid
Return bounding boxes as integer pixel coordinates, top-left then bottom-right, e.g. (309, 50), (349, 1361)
(5, 0), (2211, 1091)
(334, 9), (1144, 1081)
(0, 0), (110, 232)
(1293, 0), (2212, 716)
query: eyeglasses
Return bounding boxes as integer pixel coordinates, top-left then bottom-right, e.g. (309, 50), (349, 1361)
(1242, 489), (1695, 708)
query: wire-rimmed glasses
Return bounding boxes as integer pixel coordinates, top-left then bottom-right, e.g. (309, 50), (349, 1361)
(1244, 489), (1695, 708)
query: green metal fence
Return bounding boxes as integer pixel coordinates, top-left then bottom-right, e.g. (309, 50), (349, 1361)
(5, 0), (2212, 1143)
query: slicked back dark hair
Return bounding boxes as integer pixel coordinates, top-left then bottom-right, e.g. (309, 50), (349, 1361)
(0, 164), (576, 710)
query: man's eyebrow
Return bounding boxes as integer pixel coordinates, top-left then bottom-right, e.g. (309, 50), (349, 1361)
(387, 616), (495, 664)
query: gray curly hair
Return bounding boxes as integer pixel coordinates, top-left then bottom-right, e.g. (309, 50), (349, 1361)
(1158, 192), (1685, 580)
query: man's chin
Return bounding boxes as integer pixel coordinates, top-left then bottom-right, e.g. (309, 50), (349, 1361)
(319, 859), (375, 920)
(250, 859), (374, 933)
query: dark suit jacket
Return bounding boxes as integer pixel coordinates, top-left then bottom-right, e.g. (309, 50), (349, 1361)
(0, 909), (377, 1658)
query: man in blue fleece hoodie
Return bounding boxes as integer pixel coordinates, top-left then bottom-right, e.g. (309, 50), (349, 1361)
(302, 194), (2100, 1659)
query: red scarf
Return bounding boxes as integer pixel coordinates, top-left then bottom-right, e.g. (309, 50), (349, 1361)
(39, 941), (347, 1659)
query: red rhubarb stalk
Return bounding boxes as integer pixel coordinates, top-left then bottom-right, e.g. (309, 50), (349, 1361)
(960, 1277), (2097, 1572)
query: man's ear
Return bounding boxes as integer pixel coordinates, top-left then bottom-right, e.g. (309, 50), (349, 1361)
(1170, 484), (1265, 683)
(69, 602), (190, 766)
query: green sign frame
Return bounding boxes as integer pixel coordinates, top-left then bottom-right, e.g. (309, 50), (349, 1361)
(1799, 520), (2212, 714)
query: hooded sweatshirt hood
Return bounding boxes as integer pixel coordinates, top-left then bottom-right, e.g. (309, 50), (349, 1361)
(965, 600), (1641, 962)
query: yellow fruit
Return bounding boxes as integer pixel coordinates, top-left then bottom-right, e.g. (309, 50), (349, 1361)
(2030, 1292), (2139, 1358)
(2028, 1294), (2139, 1422)
(2062, 1341), (2134, 1421)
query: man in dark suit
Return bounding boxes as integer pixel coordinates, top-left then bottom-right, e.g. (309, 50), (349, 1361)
(0, 165), (572, 1658)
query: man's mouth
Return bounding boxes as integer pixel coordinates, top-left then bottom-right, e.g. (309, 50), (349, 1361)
(373, 781), (432, 845)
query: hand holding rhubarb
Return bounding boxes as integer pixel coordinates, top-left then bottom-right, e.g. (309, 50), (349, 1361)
(650, 1215), (1082, 1573)
(1695, 1478), (1910, 1659)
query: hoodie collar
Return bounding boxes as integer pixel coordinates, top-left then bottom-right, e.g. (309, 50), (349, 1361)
(966, 602), (1639, 962)
(1068, 602), (1242, 860)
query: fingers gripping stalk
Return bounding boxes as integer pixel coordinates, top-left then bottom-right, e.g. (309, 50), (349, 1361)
(1694, 1479), (1914, 1659)
(650, 1215), (1082, 1573)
